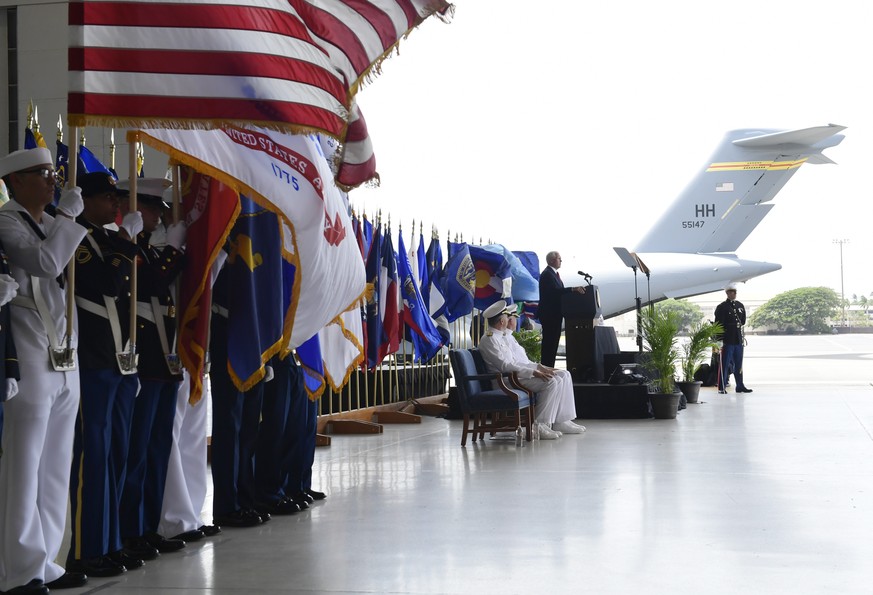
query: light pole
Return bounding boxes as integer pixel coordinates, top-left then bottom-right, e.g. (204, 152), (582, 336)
(833, 239), (849, 327)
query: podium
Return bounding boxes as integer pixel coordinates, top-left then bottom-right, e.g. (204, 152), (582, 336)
(562, 287), (617, 382)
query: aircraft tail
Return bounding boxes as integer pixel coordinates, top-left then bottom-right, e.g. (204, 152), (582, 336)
(634, 124), (846, 254)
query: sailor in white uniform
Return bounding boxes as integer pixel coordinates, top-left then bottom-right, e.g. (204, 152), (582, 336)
(477, 300), (586, 439)
(0, 148), (87, 594)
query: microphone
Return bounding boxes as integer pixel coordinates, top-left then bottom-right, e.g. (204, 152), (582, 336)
(577, 270), (593, 279)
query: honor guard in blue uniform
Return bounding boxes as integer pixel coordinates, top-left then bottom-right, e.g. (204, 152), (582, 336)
(116, 179), (188, 558)
(65, 173), (144, 579)
(0, 148), (88, 594)
(286, 351), (327, 507)
(209, 263), (272, 527)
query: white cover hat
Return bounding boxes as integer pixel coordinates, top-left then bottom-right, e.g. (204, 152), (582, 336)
(0, 148), (53, 178)
(117, 177), (172, 207)
(483, 300), (508, 319)
(725, 283), (738, 291)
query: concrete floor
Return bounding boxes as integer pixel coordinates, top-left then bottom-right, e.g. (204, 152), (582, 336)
(60, 334), (873, 594)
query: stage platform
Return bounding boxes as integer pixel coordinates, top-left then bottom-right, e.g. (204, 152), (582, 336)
(573, 382), (653, 419)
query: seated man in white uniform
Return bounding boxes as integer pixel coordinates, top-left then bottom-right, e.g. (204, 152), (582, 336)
(477, 300), (585, 439)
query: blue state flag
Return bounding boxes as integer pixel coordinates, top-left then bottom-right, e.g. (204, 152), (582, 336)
(397, 230), (444, 362)
(441, 242), (475, 322)
(364, 224), (384, 368)
(483, 244), (538, 302)
(296, 333), (326, 400)
(226, 196), (285, 390)
(79, 144), (116, 179)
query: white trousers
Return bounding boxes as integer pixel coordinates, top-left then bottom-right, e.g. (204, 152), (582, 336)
(518, 369), (577, 425)
(158, 373), (209, 537)
(0, 362), (79, 591)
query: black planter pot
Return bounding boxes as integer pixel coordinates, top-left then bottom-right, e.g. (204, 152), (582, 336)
(676, 380), (702, 404)
(650, 392), (681, 419)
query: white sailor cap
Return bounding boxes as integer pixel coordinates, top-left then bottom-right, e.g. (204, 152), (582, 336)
(503, 302), (520, 316)
(0, 148), (53, 178)
(725, 283), (738, 291)
(483, 300), (508, 319)
(117, 178), (172, 209)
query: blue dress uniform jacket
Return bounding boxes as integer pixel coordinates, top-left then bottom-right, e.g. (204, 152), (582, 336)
(73, 217), (139, 369)
(538, 266), (572, 367)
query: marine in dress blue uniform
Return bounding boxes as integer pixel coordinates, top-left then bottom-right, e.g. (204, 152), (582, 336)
(65, 173), (143, 578)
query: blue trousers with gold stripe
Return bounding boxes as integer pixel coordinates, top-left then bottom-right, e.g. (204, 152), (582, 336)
(68, 368), (138, 560)
(120, 379), (178, 539)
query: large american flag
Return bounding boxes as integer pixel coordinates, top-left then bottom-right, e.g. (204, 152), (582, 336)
(68, 0), (452, 187)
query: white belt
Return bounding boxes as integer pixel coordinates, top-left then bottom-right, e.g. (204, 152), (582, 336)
(136, 301), (169, 324)
(76, 295), (128, 353)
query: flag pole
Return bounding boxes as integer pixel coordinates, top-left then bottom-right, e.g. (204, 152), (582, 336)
(128, 134), (139, 355)
(63, 126), (79, 367)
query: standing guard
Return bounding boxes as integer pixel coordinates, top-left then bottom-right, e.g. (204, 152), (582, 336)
(0, 148), (87, 594)
(116, 179), (189, 557)
(65, 173), (145, 578)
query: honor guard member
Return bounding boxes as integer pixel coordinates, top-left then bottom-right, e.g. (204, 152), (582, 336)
(116, 178), (188, 557)
(0, 148), (88, 594)
(65, 173), (145, 579)
(254, 352), (305, 515)
(284, 351), (327, 507)
(0, 237), (21, 453)
(208, 263), (272, 527)
(158, 245), (225, 541)
(714, 283), (753, 394)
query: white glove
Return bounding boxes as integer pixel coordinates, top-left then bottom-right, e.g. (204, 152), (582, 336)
(0, 273), (18, 306)
(57, 186), (84, 218)
(4, 378), (18, 402)
(166, 222), (187, 250)
(264, 365), (275, 383)
(120, 211), (143, 240)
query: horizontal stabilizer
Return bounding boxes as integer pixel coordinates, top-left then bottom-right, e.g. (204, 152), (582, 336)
(732, 124), (846, 149)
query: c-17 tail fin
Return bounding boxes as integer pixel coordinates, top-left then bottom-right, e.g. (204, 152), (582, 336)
(634, 124), (846, 254)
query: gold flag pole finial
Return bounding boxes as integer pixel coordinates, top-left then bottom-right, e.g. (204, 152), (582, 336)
(26, 100), (34, 130)
(32, 105), (40, 133)
(56, 114), (63, 144)
(79, 128), (86, 147)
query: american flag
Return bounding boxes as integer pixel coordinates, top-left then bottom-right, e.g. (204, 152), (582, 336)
(68, 0), (452, 187)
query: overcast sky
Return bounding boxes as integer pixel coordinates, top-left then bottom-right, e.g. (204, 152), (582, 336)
(351, 0), (872, 302)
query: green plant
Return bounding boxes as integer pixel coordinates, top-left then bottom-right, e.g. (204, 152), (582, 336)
(513, 329), (542, 363)
(640, 307), (680, 394)
(679, 320), (724, 381)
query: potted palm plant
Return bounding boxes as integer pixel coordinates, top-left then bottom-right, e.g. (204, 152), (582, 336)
(676, 320), (724, 405)
(640, 307), (682, 419)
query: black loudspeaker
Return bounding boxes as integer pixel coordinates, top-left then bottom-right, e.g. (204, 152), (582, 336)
(565, 322), (596, 382)
(561, 285), (602, 320)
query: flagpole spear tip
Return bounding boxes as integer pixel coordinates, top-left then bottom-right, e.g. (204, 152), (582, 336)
(27, 100), (34, 129)
(56, 115), (63, 143)
(33, 106), (40, 132)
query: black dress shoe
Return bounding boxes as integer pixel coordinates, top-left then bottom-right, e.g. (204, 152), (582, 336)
(306, 489), (327, 501)
(66, 555), (126, 577)
(46, 571), (88, 589)
(736, 387), (753, 393)
(144, 532), (186, 553)
(260, 498), (301, 516)
(718, 390), (727, 394)
(123, 537), (160, 560)
(249, 508), (271, 524)
(107, 550), (145, 570)
(213, 509), (261, 528)
(1, 579), (48, 594)
(293, 491), (314, 505)
(172, 529), (205, 542)
(199, 524), (222, 536)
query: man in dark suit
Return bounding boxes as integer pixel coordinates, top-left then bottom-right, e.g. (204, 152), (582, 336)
(537, 251), (585, 367)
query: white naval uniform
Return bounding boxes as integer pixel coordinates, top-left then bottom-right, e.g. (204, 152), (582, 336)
(477, 330), (577, 425)
(0, 200), (86, 591)
(158, 371), (210, 537)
